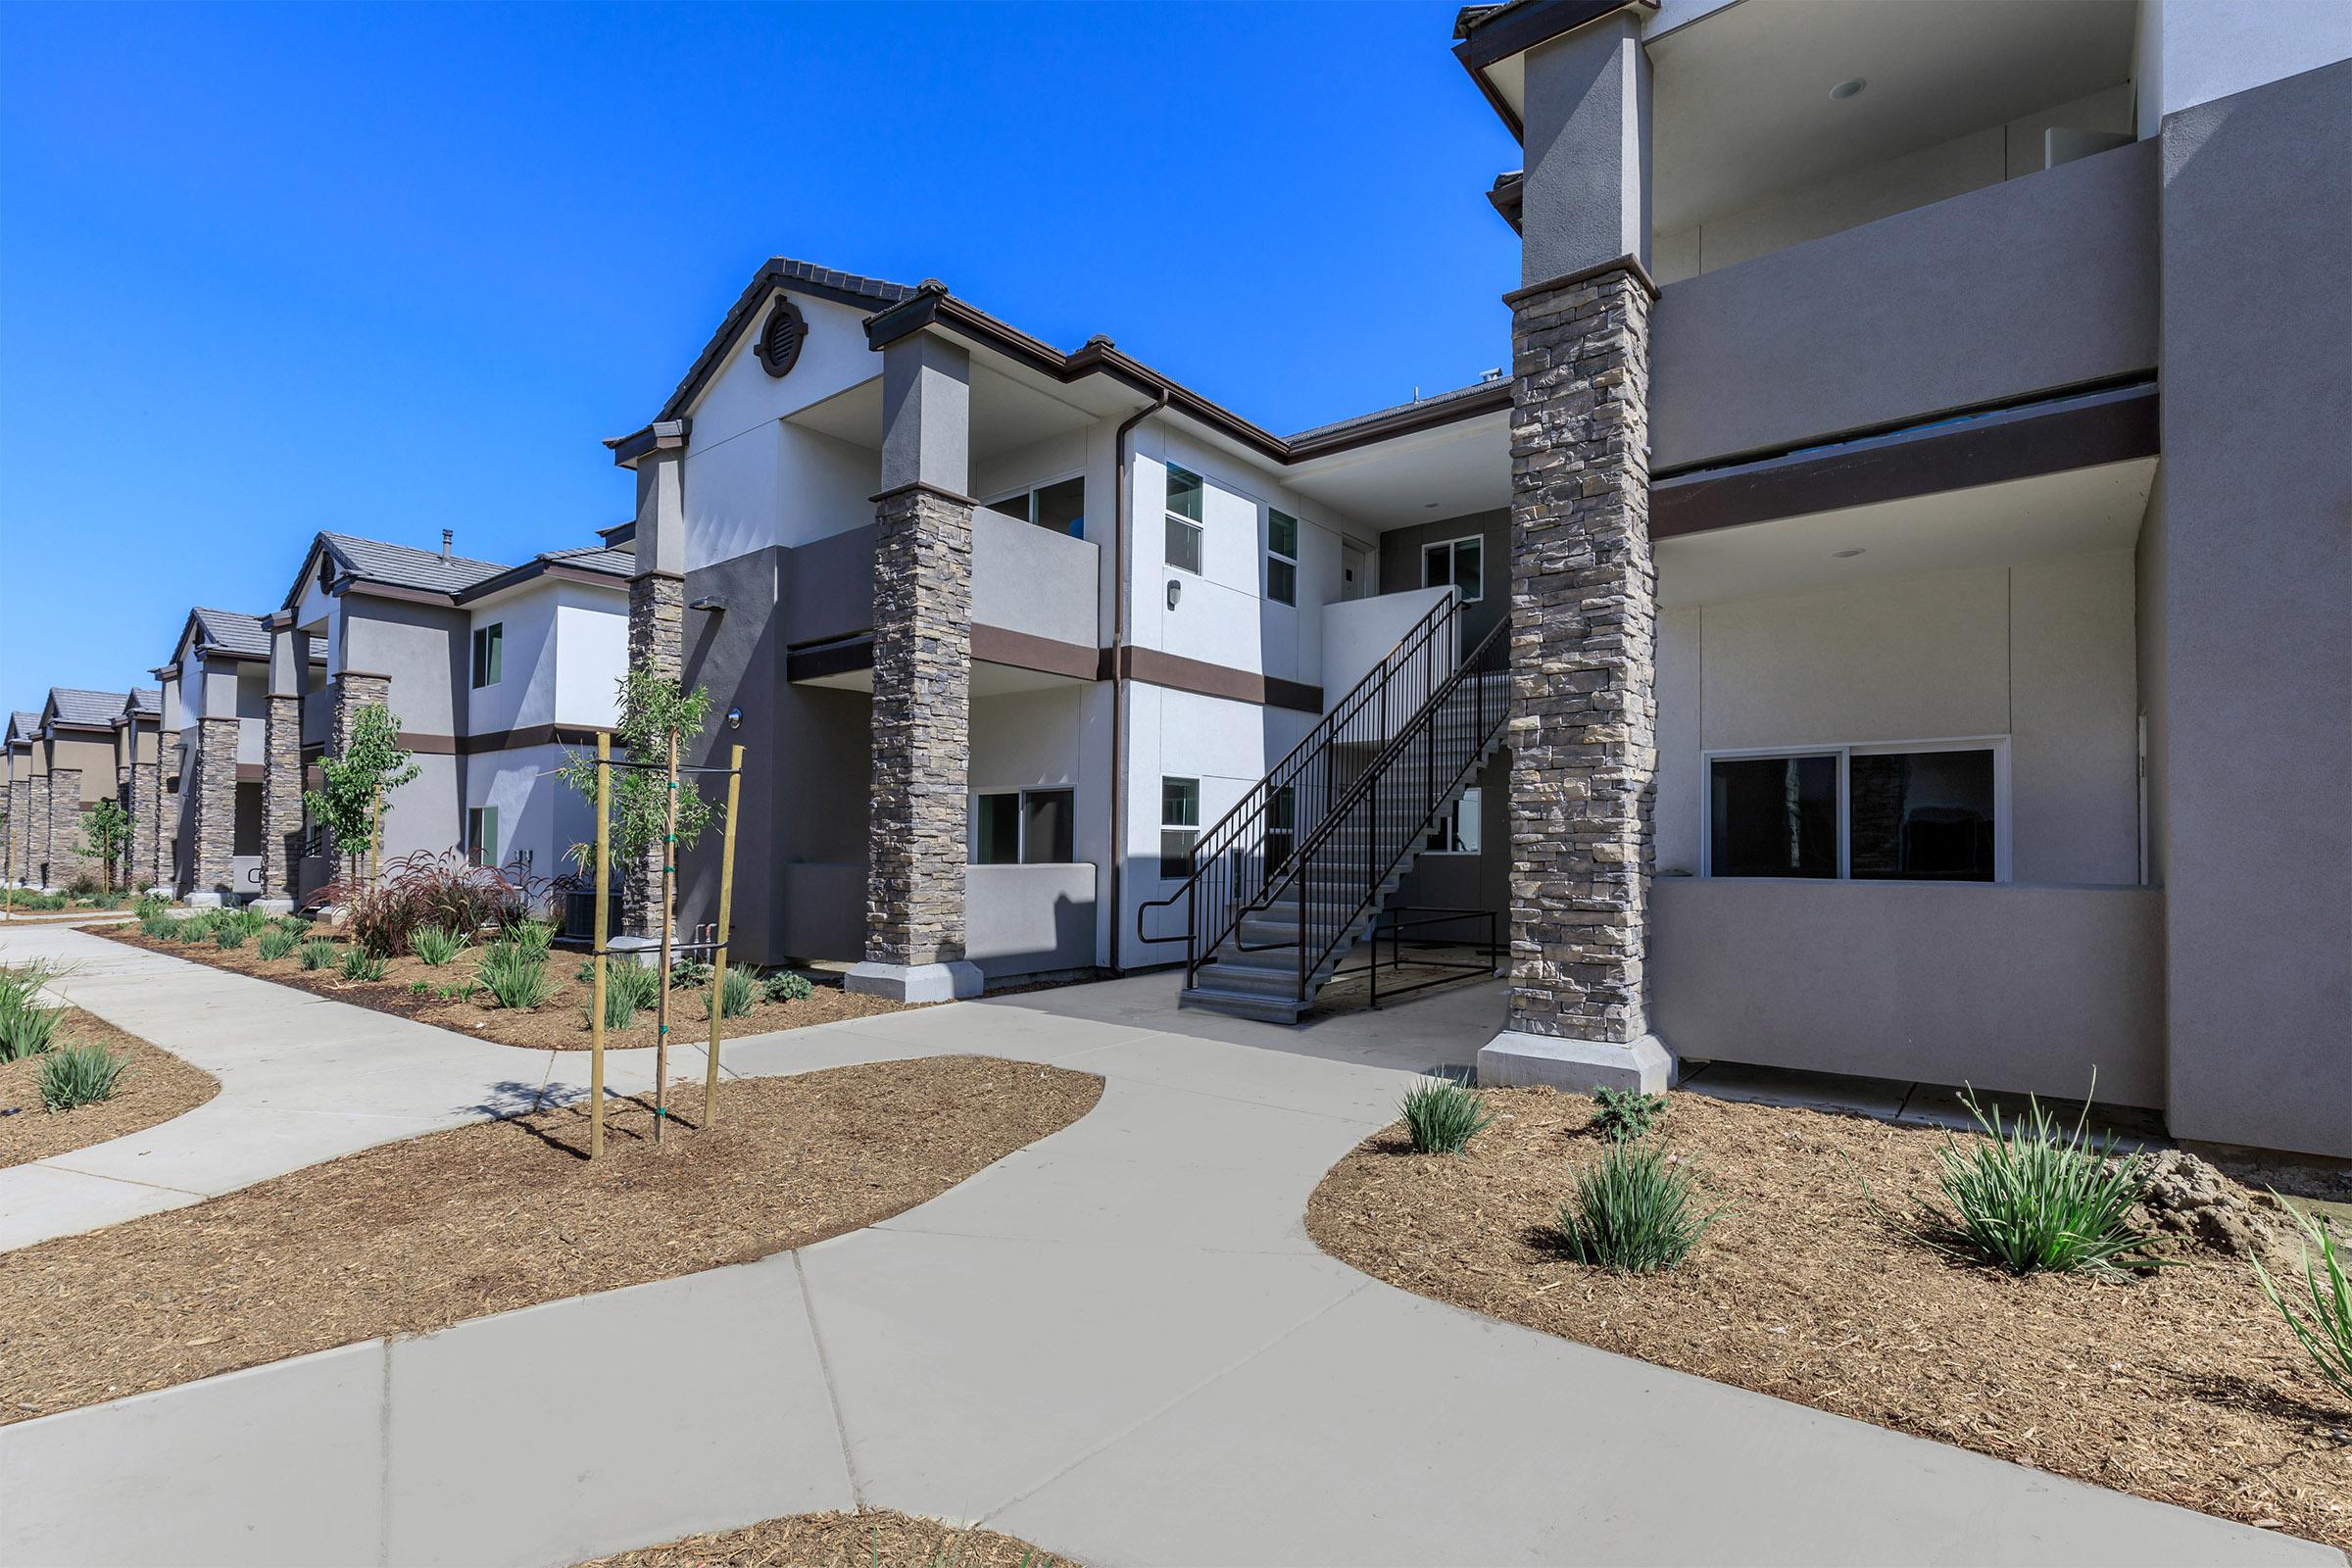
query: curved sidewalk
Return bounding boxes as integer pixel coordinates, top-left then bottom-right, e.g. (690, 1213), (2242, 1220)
(0, 936), (2335, 1567)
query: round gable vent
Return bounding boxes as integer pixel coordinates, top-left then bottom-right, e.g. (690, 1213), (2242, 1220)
(756, 295), (807, 378)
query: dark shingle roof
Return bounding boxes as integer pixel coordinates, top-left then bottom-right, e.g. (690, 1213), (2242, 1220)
(127, 688), (161, 717)
(320, 533), (511, 595)
(190, 608), (271, 660)
(1285, 378), (1510, 446)
(653, 257), (917, 423)
(7, 711), (39, 746)
(536, 547), (635, 577)
(47, 688), (129, 727)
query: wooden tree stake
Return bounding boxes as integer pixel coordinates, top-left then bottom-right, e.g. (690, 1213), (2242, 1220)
(704, 744), (744, 1127)
(590, 733), (611, 1160)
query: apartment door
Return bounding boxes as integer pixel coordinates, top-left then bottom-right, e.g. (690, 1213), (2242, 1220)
(1341, 543), (1371, 601)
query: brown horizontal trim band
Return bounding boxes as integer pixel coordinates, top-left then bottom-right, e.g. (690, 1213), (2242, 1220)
(398, 733), (459, 756)
(1115, 647), (1322, 713)
(970, 624), (1099, 682)
(869, 480), (981, 510)
(1504, 252), (1660, 307)
(459, 724), (613, 756)
(1652, 383), (2160, 541)
(234, 763), (264, 783)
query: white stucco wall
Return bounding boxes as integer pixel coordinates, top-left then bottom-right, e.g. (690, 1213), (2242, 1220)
(465, 589), (557, 735)
(553, 592), (626, 729)
(465, 742), (590, 883)
(2134, 0), (2352, 137)
(1654, 553), (2140, 886)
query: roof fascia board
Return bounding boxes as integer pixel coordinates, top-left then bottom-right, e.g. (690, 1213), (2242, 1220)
(653, 266), (900, 425)
(1454, 0), (1656, 139)
(456, 561), (629, 607)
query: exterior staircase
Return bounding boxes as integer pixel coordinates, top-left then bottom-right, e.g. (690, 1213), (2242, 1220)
(1142, 596), (1509, 1023)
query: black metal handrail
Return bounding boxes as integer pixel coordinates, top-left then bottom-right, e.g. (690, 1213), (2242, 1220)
(1138, 592), (1468, 986)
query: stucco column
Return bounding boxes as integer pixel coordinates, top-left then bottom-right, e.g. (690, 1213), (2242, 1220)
(259, 621), (305, 911)
(47, 768), (86, 890)
(620, 424), (687, 943)
(1476, 11), (1672, 1094)
(847, 325), (982, 1003)
(189, 719), (239, 904)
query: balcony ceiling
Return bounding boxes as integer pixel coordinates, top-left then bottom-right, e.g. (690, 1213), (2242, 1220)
(788, 360), (1101, 463)
(1284, 409), (1512, 530)
(1656, 455), (2155, 608)
(1650, 0), (2138, 233)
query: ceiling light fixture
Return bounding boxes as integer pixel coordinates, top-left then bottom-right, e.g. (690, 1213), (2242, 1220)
(1833, 548), (1866, 559)
(1831, 78), (1868, 100)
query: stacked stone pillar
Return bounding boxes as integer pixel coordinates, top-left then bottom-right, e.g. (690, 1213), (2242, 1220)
(189, 718), (239, 903)
(26, 776), (51, 887)
(3, 775), (23, 885)
(326, 673), (391, 887)
(128, 757), (161, 892)
(1475, 11), (1672, 1093)
(259, 621), (306, 910)
(47, 768), (85, 889)
(621, 570), (683, 941)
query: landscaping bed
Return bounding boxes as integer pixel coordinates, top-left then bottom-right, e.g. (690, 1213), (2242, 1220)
(0, 1055), (1101, 1423)
(578, 1508), (1069, 1567)
(94, 922), (920, 1050)
(0, 1009), (219, 1167)
(1307, 1086), (2351, 1552)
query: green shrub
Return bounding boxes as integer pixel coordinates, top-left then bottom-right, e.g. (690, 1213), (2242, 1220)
(257, 927), (298, 961)
(338, 946), (385, 982)
(670, 956), (712, 989)
(701, 963), (759, 1020)
(2256, 1205), (2352, 1405)
(0, 996), (63, 1062)
(590, 979), (639, 1030)
(299, 938), (337, 971)
(606, 961), (662, 1011)
(478, 946), (554, 1010)
(0, 961), (60, 1014)
(1556, 1139), (1721, 1275)
(409, 979), (431, 996)
(761, 970), (814, 1004)
(173, 912), (217, 943)
(133, 893), (169, 920)
(38, 1043), (126, 1111)
(214, 924), (247, 951)
(438, 978), (482, 1004)
(411, 924), (466, 966)
(223, 906), (269, 938)
(1399, 1076), (1493, 1154)
(1591, 1086), (1669, 1143)
(67, 873), (102, 900)
(1930, 1086), (2157, 1275)
(138, 912), (174, 939)
(503, 918), (555, 957)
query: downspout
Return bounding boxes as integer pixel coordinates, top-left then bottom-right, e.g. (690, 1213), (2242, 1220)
(1106, 388), (1167, 974)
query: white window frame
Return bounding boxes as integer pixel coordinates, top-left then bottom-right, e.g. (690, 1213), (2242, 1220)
(970, 786), (1077, 866)
(1158, 775), (1200, 881)
(1265, 508), (1299, 607)
(982, 470), (1087, 539)
(1424, 785), (1483, 856)
(1421, 535), (1484, 604)
(1164, 465), (1204, 576)
(471, 622), (503, 690)
(1696, 736), (2011, 882)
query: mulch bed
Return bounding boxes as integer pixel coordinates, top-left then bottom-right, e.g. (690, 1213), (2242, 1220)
(578, 1508), (1070, 1567)
(1306, 1086), (2352, 1553)
(0, 1010), (219, 1168)
(0, 1056), (1101, 1424)
(94, 924), (922, 1051)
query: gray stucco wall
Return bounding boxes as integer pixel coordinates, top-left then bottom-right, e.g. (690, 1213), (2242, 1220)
(1376, 509), (1510, 651)
(970, 510), (1101, 649)
(1652, 879), (2166, 1106)
(342, 597), (469, 867)
(1650, 137), (2159, 469)
(2156, 61), (2352, 1157)
(967, 862), (1098, 979)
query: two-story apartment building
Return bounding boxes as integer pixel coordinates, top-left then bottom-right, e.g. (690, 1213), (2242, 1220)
(606, 0), (2345, 1159)
(1, 690), (142, 890)
(2, 711), (37, 888)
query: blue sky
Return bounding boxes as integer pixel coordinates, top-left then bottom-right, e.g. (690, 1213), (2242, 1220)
(0, 1), (1520, 697)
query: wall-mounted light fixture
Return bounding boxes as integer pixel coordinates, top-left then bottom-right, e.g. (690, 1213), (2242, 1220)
(1832, 548), (1866, 559)
(689, 596), (726, 614)
(725, 707), (742, 730)
(1166, 579), (1182, 611)
(1831, 77), (1868, 100)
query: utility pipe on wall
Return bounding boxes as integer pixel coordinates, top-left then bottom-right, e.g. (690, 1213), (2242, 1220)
(1106, 389), (1167, 974)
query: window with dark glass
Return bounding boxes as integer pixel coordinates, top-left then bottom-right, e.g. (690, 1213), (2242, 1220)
(1426, 786), (1483, 854)
(984, 476), (1086, 539)
(1708, 755), (1838, 878)
(1422, 536), (1483, 604)
(1023, 789), (1075, 864)
(1159, 775), (1200, 879)
(1266, 784), (1296, 874)
(1849, 749), (1996, 881)
(974, 793), (1020, 866)
(466, 805), (499, 868)
(471, 623), (503, 689)
(1266, 510), (1299, 607)
(1165, 466), (1203, 573)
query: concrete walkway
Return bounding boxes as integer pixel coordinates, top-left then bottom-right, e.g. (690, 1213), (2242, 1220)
(0, 933), (2336, 1567)
(0, 923), (724, 1250)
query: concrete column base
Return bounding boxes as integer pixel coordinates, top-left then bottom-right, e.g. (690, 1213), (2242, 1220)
(185, 891), (225, 910)
(251, 898), (295, 916)
(1478, 1030), (1677, 1095)
(142, 886), (173, 901)
(845, 960), (983, 1003)
(607, 935), (662, 970)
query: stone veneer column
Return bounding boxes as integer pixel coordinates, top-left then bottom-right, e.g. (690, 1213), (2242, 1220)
(854, 483), (977, 991)
(46, 768), (85, 889)
(128, 758), (160, 893)
(620, 570), (683, 941)
(189, 719), (239, 903)
(260, 624), (305, 910)
(3, 776), (22, 884)
(26, 776), (51, 887)
(326, 673), (391, 886)
(1476, 263), (1672, 1093)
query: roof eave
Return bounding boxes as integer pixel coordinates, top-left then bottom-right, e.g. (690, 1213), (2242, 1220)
(1452, 0), (1657, 141)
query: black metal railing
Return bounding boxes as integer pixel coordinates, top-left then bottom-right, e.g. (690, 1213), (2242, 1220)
(1249, 614), (1510, 1002)
(1139, 593), (1471, 986)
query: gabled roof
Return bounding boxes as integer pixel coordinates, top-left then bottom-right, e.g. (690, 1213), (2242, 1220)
(1285, 378), (1511, 447)
(6, 711), (39, 747)
(44, 688), (129, 729)
(126, 688), (161, 718)
(652, 257), (917, 424)
(536, 546), (635, 576)
(188, 607), (271, 660)
(318, 532), (510, 596)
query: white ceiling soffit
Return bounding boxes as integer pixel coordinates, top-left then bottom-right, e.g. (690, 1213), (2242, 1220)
(1656, 455), (2154, 607)
(1648, 0), (2137, 232)
(1285, 410), (1513, 530)
(785, 361), (1098, 461)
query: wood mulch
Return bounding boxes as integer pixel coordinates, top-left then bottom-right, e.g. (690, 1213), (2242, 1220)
(93, 924), (922, 1051)
(577, 1508), (1070, 1567)
(1306, 1086), (2352, 1553)
(0, 1009), (219, 1168)
(0, 1056), (1101, 1424)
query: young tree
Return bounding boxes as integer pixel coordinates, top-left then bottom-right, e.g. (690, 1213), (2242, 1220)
(557, 667), (717, 874)
(304, 704), (420, 890)
(78, 799), (133, 891)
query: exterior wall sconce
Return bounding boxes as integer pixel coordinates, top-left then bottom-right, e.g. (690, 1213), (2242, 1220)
(689, 597), (725, 613)
(725, 707), (742, 730)
(1166, 579), (1182, 611)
